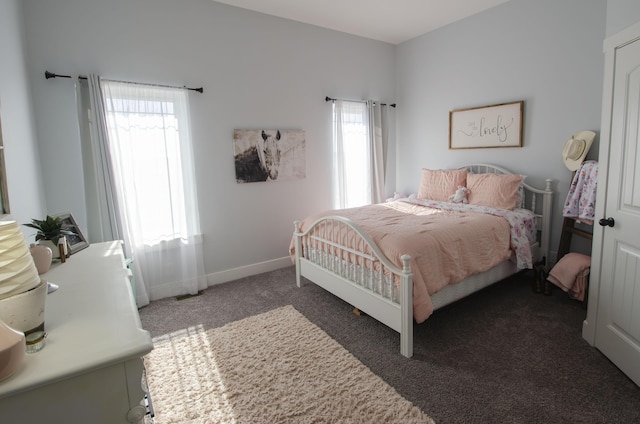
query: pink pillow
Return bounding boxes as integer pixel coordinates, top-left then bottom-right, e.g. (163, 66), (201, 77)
(417, 169), (467, 201)
(467, 173), (523, 210)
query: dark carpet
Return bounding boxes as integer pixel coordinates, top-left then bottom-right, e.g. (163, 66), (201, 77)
(138, 266), (640, 423)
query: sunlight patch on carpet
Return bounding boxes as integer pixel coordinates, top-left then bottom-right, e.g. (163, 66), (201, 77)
(143, 305), (434, 423)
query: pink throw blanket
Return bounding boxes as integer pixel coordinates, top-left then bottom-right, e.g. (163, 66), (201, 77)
(547, 253), (591, 301)
(291, 200), (519, 323)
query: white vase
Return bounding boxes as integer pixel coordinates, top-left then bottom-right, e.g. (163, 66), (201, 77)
(0, 319), (25, 381)
(30, 243), (53, 274)
(39, 239), (60, 259)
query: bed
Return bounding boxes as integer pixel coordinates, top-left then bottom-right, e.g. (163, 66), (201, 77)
(292, 164), (553, 358)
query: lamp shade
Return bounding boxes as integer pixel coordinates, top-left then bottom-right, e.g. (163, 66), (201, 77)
(0, 221), (46, 335)
(0, 221), (41, 300)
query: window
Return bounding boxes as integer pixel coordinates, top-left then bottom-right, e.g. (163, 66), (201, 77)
(332, 101), (371, 208)
(102, 81), (198, 246)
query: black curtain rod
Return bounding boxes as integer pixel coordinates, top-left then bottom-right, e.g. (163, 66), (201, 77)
(325, 96), (396, 108)
(45, 70), (204, 93)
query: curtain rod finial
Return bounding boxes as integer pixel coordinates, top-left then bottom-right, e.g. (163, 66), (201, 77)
(45, 71), (71, 79)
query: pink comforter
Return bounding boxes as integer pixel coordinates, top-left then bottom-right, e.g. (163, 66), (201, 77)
(291, 200), (516, 323)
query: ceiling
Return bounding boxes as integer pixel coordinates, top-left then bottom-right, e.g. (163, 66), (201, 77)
(213, 0), (511, 44)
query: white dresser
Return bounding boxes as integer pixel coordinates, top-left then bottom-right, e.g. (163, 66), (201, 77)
(0, 241), (153, 423)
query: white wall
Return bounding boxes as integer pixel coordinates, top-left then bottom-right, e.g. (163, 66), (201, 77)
(0, 0), (46, 230)
(396, 0), (607, 262)
(22, 0), (396, 281)
(606, 0), (640, 36)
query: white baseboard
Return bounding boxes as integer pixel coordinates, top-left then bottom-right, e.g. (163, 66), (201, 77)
(206, 256), (292, 287)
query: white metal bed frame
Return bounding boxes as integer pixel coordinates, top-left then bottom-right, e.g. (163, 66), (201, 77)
(293, 164), (553, 358)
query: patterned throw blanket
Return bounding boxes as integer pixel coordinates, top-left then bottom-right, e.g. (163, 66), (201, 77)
(563, 160), (598, 225)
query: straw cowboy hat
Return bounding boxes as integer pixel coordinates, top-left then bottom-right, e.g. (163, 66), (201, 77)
(562, 130), (595, 171)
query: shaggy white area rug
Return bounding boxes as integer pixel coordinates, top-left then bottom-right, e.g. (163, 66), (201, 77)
(143, 305), (434, 423)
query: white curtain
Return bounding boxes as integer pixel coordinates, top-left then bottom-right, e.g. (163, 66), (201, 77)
(369, 100), (388, 204)
(84, 75), (123, 242)
(85, 78), (206, 307)
(332, 100), (389, 208)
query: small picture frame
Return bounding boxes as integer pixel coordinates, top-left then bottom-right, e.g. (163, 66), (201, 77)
(53, 212), (89, 255)
(449, 101), (524, 149)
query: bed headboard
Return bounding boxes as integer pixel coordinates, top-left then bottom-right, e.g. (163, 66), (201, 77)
(459, 164), (553, 264)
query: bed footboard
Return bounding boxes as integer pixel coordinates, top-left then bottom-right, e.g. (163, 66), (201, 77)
(294, 217), (414, 357)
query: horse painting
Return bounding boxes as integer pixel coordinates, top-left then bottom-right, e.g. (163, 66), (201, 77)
(234, 130), (282, 183)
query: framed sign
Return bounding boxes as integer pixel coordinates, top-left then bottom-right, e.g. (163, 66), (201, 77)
(449, 101), (523, 149)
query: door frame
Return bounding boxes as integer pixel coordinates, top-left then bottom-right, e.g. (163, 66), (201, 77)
(582, 20), (640, 345)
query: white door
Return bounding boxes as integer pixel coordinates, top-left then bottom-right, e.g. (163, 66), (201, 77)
(593, 29), (640, 387)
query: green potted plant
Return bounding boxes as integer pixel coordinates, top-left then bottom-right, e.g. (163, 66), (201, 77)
(24, 216), (76, 259)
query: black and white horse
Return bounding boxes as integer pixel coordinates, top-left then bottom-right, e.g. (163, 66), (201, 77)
(234, 130), (282, 183)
